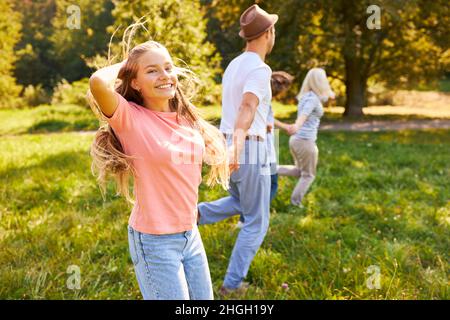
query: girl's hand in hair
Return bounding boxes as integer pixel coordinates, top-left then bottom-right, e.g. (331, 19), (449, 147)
(89, 61), (126, 117)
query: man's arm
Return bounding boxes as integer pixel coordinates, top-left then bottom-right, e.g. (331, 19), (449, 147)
(274, 118), (290, 131)
(229, 92), (259, 171)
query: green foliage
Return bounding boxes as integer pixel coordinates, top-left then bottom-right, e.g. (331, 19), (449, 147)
(51, 78), (90, 108)
(12, 0), (114, 89)
(22, 85), (51, 107)
(13, 0), (57, 89)
(201, 0), (256, 68)
(0, 77), (23, 109)
(111, 0), (222, 105)
(50, 0), (114, 83)
(203, 0), (450, 115)
(8, 0), (450, 110)
(0, 0), (23, 108)
(273, 0), (449, 115)
(439, 78), (450, 92)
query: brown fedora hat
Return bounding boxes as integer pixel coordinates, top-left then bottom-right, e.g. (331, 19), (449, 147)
(239, 4), (278, 41)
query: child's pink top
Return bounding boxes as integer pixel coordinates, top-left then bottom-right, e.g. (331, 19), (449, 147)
(104, 93), (204, 234)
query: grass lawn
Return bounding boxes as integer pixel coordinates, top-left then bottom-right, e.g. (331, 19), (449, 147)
(0, 127), (448, 299)
(0, 104), (99, 136)
(2, 97), (448, 138)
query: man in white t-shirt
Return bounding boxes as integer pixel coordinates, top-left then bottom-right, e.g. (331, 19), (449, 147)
(197, 4), (278, 295)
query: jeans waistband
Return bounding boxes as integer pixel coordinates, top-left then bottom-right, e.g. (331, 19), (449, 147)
(223, 133), (265, 142)
(128, 224), (196, 237)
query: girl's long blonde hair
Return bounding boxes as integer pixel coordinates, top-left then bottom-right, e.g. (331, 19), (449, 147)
(87, 24), (229, 204)
(296, 68), (335, 101)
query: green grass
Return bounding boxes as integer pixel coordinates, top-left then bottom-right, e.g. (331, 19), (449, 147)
(440, 78), (450, 92)
(198, 101), (444, 126)
(0, 104), (99, 136)
(2, 102), (442, 139)
(416, 78), (450, 93)
(0, 128), (448, 299)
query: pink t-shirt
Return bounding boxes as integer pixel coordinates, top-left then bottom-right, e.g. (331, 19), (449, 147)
(104, 93), (204, 234)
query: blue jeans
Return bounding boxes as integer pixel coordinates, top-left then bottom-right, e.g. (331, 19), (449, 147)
(239, 166), (278, 223)
(127, 225), (213, 300)
(269, 172), (279, 202)
(198, 139), (271, 289)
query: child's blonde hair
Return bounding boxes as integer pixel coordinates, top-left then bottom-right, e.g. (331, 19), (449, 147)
(297, 68), (335, 101)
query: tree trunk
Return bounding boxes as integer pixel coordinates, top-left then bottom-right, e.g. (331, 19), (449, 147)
(344, 57), (365, 117)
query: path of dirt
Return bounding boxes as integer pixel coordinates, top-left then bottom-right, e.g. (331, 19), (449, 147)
(3, 119), (449, 138)
(320, 119), (450, 131)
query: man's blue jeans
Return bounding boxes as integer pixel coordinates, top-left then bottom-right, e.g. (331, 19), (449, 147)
(198, 139), (271, 289)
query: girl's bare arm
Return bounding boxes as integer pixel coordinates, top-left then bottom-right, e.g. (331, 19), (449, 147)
(89, 61), (126, 117)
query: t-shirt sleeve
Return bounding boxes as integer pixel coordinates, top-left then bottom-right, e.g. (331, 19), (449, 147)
(243, 67), (271, 103)
(103, 92), (133, 133)
(298, 97), (317, 117)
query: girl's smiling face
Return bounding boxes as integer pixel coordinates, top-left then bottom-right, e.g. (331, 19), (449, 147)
(131, 47), (178, 109)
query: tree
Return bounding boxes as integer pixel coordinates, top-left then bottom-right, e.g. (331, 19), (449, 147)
(111, 0), (222, 104)
(291, 0), (450, 116)
(13, 0), (57, 90)
(0, 0), (23, 108)
(50, 0), (114, 83)
(201, 0), (255, 70)
(203, 0), (450, 116)
(13, 0), (114, 89)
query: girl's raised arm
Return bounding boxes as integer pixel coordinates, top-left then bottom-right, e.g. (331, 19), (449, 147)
(89, 61), (126, 117)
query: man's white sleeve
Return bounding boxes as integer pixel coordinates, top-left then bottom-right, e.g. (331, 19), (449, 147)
(243, 67), (271, 103)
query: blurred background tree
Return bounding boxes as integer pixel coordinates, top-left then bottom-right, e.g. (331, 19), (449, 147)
(13, 0), (56, 90)
(11, 0), (113, 107)
(203, 0), (449, 116)
(2, 0), (449, 112)
(50, 0), (114, 84)
(0, 0), (23, 108)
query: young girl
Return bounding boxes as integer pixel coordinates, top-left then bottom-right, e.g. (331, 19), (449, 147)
(277, 68), (335, 206)
(88, 39), (229, 300)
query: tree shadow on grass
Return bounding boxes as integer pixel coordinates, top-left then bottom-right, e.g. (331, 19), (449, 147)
(27, 119), (98, 134)
(0, 151), (95, 212)
(27, 120), (72, 133)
